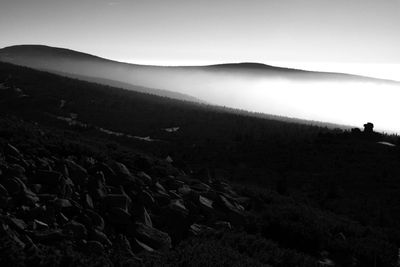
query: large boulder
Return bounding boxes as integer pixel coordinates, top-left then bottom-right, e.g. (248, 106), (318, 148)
(107, 207), (132, 225)
(131, 222), (171, 251)
(84, 209), (105, 230)
(213, 194), (246, 225)
(65, 159), (88, 185)
(109, 161), (136, 185)
(102, 194), (130, 211)
(89, 228), (112, 247)
(63, 220), (87, 239)
(6, 144), (23, 159)
(32, 170), (67, 195)
(112, 235), (143, 266)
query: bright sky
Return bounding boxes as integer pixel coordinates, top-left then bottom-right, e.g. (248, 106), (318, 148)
(1, 0), (399, 68)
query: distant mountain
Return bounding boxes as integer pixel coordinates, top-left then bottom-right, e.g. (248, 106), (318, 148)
(0, 45), (397, 84)
(2, 45), (400, 131)
(1, 45), (398, 98)
(0, 45), (202, 102)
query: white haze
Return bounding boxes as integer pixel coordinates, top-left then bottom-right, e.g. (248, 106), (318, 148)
(2, 50), (400, 133)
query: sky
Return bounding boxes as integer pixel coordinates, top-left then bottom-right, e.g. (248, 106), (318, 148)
(1, 0), (400, 80)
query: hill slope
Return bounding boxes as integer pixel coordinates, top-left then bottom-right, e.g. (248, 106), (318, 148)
(2, 45), (400, 132)
(1, 62), (400, 266)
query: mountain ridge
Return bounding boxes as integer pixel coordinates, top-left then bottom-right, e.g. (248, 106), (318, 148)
(2, 45), (399, 84)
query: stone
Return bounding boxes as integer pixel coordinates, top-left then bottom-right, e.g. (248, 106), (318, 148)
(65, 159), (88, 184)
(0, 183), (9, 197)
(177, 185), (192, 196)
(109, 161), (136, 184)
(213, 195), (245, 225)
(214, 221), (232, 230)
(3, 177), (26, 195)
(199, 195), (214, 211)
(169, 199), (189, 217)
(6, 144), (23, 158)
(85, 240), (105, 254)
(141, 207), (153, 227)
(8, 217), (28, 231)
(112, 235), (143, 266)
(84, 193), (94, 209)
(133, 238), (154, 252)
(103, 194), (130, 210)
(63, 220), (87, 239)
(8, 163), (26, 178)
(164, 178), (185, 190)
(33, 219), (49, 230)
(56, 212), (69, 225)
(155, 182), (167, 194)
(132, 222), (172, 251)
(189, 223), (214, 236)
(31, 229), (65, 243)
(85, 209), (105, 230)
(23, 188), (40, 206)
(137, 171), (152, 184)
(153, 191), (171, 206)
(52, 198), (73, 209)
(33, 170), (63, 186)
(107, 207), (132, 225)
(138, 190), (155, 208)
(89, 229), (112, 247)
(190, 182), (211, 192)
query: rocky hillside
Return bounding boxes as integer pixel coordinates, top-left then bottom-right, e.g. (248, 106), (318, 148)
(0, 117), (257, 266)
(1, 62), (400, 266)
(0, 116), (398, 267)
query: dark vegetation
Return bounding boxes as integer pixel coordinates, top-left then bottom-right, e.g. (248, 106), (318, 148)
(1, 62), (400, 266)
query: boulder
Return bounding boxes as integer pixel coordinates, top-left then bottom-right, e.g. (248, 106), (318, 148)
(0, 183), (9, 197)
(56, 212), (69, 226)
(131, 222), (171, 251)
(33, 219), (49, 230)
(213, 195), (246, 225)
(30, 229), (66, 244)
(7, 163), (26, 179)
(169, 199), (189, 217)
(189, 223), (214, 236)
(137, 171), (152, 185)
(109, 161), (136, 184)
(84, 193), (94, 209)
(65, 159), (88, 184)
(52, 198), (74, 213)
(112, 235), (143, 266)
(3, 177), (26, 195)
(138, 190), (155, 208)
(103, 194), (130, 210)
(107, 207), (132, 225)
(33, 170), (63, 186)
(153, 191), (171, 206)
(84, 209), (105, 230)
(6, 144), (23, 159)
(132, 238), (154, 253)
(63, 220), (87, 239)
(190, 182), (211, 193)
(164, 177), (185, 190)
(214, 221), (232, 230)
(33, 170), (66, 195)
(23, 188), (40, 206)
(84, 240), (105, 254)
(199, 195), (214, 212)
(8, 216), (28, 231)
(89, 229), (112, 247)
